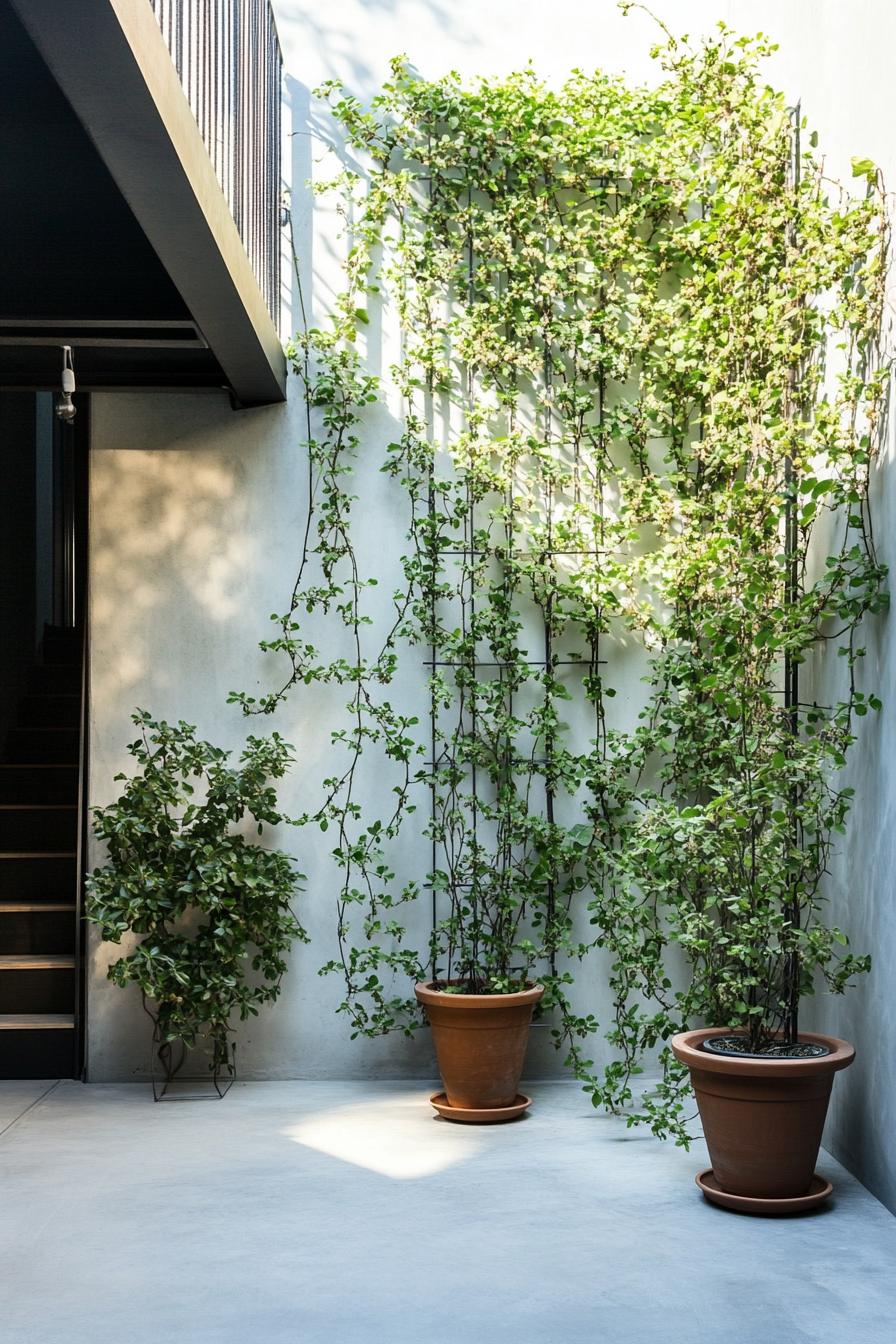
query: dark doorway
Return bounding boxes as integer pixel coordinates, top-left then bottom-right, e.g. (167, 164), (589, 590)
(0, 391), (88, 1077)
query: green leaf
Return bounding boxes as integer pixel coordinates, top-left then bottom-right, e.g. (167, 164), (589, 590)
(851, 156), (877, 181)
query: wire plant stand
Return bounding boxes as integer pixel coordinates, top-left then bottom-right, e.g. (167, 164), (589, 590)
(149, 1026), (236, 1103)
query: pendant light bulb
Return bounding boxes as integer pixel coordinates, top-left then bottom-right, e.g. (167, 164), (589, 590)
(56, 345), (76, 423)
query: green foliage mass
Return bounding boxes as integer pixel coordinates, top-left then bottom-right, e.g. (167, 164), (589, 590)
(234, 19), (887, 1142)
(86, 712), (307, 1075)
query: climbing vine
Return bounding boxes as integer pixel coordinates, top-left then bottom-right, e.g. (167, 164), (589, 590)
(234, 17), (888, 1142)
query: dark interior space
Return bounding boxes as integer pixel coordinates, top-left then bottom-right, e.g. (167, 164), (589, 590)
(0, 393), (38, 744)
(0, 0), (227, 389)
(0, 389), (86, 1078)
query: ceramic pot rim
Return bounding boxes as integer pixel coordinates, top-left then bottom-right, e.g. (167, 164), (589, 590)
(671, 1027), (855, 1078)
(415, 981), (544, 1009)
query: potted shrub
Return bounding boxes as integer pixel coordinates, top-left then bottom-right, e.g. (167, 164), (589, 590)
(671, 1029), (855, 1214)
(663, 734), (870, 1212)
(86, 711), (306, 1097)
(413, 876), (546, 1121)
(415, 983), (543, 1121)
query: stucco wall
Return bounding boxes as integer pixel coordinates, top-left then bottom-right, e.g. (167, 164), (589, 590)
(87, 0), (896, 1211)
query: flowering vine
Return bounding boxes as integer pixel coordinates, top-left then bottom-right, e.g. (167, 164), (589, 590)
(235, 19), (888, 1142)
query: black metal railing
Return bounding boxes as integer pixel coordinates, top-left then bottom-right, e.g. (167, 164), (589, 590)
(149, 0), (282, 325)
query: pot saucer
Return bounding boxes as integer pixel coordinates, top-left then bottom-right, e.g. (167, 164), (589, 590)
(429, 1091), (531, 1123)
(696, 1168), (833, 1216)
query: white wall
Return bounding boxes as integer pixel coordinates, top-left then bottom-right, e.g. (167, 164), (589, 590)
(87, 0), (896, 1209)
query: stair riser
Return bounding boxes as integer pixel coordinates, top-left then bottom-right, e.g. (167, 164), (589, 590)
(5, 730), (79, 764)
(0, 1030), (75, 1079)
(0, 856), (76, 901)
(0, 969), (75, 1014)
(27, 665), (81, 695)
(0, 767), (79, 804)
(0, 810), (78, 851)
(19, 696), (81, 728)
(0, 912), (75, 956)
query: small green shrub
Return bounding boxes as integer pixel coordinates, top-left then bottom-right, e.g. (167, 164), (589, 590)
(86, 711), (307, 1075)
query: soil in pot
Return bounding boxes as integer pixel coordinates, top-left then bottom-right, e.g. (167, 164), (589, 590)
(415, 981), (543, 1114)
(672, 1027), (855, 1206)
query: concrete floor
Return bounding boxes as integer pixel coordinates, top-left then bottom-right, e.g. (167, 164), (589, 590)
(1, 1080), (894, 1344)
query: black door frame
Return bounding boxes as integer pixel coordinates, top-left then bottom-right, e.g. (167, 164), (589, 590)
(67, 393), (90, 1080)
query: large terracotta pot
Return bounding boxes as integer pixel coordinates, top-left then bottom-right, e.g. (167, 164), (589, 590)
(415, 981), (543, 1110)
(672, 1027), (855, 1200)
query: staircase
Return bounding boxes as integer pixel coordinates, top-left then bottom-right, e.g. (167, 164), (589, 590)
(0, 625), (82, 1078)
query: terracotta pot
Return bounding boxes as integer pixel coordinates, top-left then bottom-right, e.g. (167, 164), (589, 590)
(415, 981), (543, 1110)
(671, 1027), (855, 1200)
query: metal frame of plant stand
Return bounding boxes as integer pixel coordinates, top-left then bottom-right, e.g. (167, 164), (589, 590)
(783, 102), (803, 1045)
(423, 406), (607, 986)
(420, 125), (805, 1023)
(419, 167), (618, 990)
(150, 1030), (236, 1102)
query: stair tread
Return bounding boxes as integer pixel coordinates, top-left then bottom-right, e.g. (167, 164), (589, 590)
(0, 1014), (74, 1030)
(0, 903), (75, 912)
(0, 805), (77, 811)
(0, 954), (75, 969)
(0, 852), (76, 859)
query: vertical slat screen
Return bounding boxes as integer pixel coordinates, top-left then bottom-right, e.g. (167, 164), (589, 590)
(149, 0), (282, 325)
